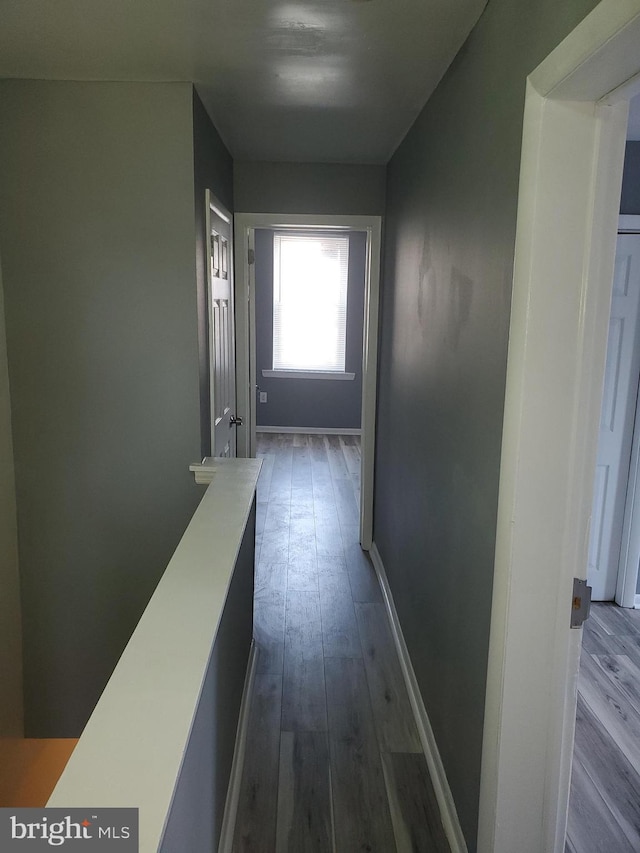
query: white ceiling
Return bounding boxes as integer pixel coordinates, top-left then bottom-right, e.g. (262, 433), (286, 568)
(0, 0), (487, 163)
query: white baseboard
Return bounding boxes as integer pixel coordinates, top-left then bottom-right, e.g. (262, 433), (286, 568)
(369, 542), (468, 853)
(255, 425), (361, 435)
(217, 640), (258, 853)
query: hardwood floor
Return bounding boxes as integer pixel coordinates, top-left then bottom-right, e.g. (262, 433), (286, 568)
(232, 433), (450, 853)
(567, 602), (640, 852)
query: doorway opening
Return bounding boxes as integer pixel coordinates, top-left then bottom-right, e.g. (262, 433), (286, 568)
(478, 3), (640, 852)
(588, 211), (640, 607)
(233, 213), (382, 550)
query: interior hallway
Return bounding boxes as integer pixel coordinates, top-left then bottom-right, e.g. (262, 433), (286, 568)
(231, 433), (450, 852)
(567, 603), (640, 852)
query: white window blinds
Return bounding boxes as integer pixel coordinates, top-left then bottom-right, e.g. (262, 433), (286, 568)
(273, 233), (350, 372)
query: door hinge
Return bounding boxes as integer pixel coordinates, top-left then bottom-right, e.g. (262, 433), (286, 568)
(247, 248), (255, 266)
(571, 578), (592, 628)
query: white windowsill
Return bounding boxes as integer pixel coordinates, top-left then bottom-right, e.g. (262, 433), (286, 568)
(262, 369), (355, 381)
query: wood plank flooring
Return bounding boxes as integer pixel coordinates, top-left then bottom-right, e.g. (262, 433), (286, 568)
(567, 602), (640, 852)
(232, 433), (450, 853)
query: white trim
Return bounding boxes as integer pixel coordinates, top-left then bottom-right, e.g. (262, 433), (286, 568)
(369, 543), (467, 853)
(479, 2), (639, 851)
(255, 425), (361, 436)
(261, 369), (355, 381)
(635, 593), (640, 609)
(234, 213), (381, 551)
(616, 217), (640, 608)
(619, 214), (640, 234)
(218, 641), (258, 853)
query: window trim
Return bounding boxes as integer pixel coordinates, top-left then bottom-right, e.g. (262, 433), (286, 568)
(261, 369), (355, 380)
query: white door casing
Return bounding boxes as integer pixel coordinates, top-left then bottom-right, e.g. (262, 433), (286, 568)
(206, 191), (237, 458)
(616, 215), (640, 607)
(588, 231), (640, 600)
(233, 213), (382, 551)
(478, 2), (640, 852)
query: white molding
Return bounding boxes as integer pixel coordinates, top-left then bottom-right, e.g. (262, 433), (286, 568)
(217, 641), (258, 853)
(255, 425), (361, 435)
(529, 0), (640, 102)
(261, 369), (355, 381)
(480, 3), (639, 850)
(615, 227), (640, 607)
(619, 214), (640, 234)
(635, 594), (640, 609)
(369, 543), (468, 853)
(234, 212), (381, 551)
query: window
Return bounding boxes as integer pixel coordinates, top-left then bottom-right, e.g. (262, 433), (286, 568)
(270, 233), (352, 377)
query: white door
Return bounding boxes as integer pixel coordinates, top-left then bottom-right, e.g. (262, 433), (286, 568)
(588, 232), (640, 600)
(206, 192), (237, 458)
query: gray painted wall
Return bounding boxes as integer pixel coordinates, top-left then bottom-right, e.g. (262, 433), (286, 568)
(160, 505), (255, 853)
(255, 229), (365, 429)
(374, 0), (601, 847)
(234, 162), (386, 215)
(193, 89), (234, 458)
(0, 80), (215, 736)
(621, 141), (640, 215)
(0, 254), (23, 736)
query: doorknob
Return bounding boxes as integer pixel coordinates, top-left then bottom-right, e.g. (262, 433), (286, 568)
(230, 415), (243, 426)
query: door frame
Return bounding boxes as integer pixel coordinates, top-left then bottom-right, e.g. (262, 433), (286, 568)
(616, 214), (640, 607)
(478, 2), (640, 852)
(233, 213), (382, 550)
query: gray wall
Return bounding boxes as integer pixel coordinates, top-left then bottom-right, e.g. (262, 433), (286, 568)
(374, 0), (601, 847)
(193, 89), (234, 457)
(0, 254), (23, 736)
(0, 80), (213, 736)
(255, 229), (365, 429)
(234, 162), (386, 215)
(160, 505), (255, 853)
(621, 141), (640, 215)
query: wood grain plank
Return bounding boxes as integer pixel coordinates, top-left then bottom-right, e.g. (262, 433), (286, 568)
(287, 557), (318, 593)
(591, 654), (640, 716)
(315, 520), (344, 559)
(316, 555), (348, 576)
(325, 657), (397, 853)
(582, 616), (625, 656)
(275, 731), (333, 853)
(333, 478), (359, 526)
(343, 531), (383, 604)
(233, 674), (283, 853)
(319, 571), (362, 658)
(282, 590), (327, 732)
(339, 435), (360, 477)
(292, 445), (313, 490)
(288, 534), (318, 568)
(325, 434), (350, 479)
(356, 603), (422, 753)
(572, 694), (640, 849)
(610, 632), (640, 670)
(566, 754), (638, 853)
(254, 560), (287, 674)
(255, 590), (286, 675)
(381, 752), (451, 853)
(259, 530), (290, 565)
(578, 651), (640, 778)
(592, 603), (637, 636)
